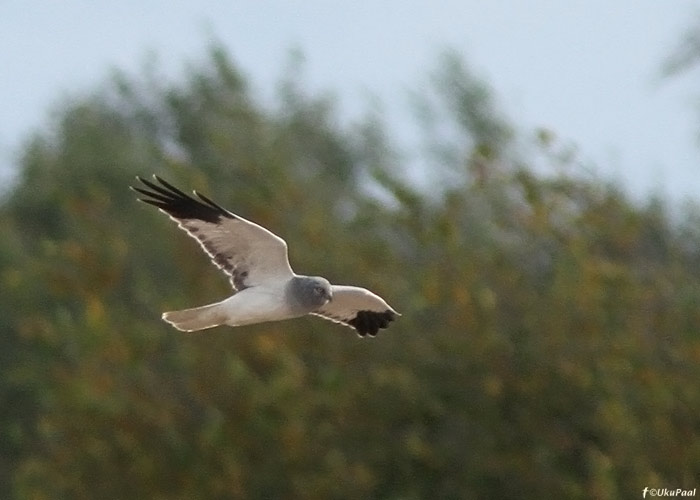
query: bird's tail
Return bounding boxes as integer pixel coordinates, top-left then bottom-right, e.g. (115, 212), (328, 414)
(162, 302), (227, 332)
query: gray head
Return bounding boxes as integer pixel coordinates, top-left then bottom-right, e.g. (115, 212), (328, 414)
(287, 276), (333, 312)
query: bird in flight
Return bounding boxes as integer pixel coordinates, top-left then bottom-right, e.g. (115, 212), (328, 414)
(131, 176), (399, 337)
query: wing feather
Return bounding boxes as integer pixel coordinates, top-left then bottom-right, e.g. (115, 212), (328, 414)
(132, 175), (294, 290)
(312, 285), (399, 337)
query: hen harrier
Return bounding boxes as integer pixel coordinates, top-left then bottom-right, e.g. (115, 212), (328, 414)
(131, 176), (399, 337)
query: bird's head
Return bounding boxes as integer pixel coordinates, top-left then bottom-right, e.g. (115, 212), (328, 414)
(310, 277), (333, 304)
(290, 275), (333, 311)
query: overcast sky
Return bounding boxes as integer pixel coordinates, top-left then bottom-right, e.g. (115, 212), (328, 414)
(1, 1), (698, 200)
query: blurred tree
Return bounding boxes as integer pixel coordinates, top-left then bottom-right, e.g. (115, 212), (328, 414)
(1, 43), (699, 499)
(663, 14), (700, 77)
(664, 13), (700, 148)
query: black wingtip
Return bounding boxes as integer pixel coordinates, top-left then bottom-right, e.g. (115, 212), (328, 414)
(350, 309), (397, 338)
(130, 175), (233, 223)
(130, 177), (150, 200)
(194, 190), (231, 214)
(130, 176), (146, 192)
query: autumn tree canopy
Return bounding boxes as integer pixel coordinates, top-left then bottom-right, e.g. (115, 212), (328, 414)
(1, 46), (699, 499)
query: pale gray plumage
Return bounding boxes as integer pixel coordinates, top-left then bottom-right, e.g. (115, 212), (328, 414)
(285, 276), (333, 313)
(131, 176), (399, 337)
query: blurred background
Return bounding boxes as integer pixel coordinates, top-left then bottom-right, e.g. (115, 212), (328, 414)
(2, 2), (700, 499)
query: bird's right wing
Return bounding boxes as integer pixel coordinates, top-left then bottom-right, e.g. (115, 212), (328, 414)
(131, 175), (294, 290)
(312, 285), (399, 337)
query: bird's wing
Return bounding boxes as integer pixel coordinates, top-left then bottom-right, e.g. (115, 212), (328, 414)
(132, 175), (294, 290)
(311, 285), (399, 337)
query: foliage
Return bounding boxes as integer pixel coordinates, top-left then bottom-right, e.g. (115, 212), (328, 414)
(2, 45), (699, 499)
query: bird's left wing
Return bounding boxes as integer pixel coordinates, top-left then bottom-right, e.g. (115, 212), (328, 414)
(312, 285), (399, 337)
(131, 175), (294, 290)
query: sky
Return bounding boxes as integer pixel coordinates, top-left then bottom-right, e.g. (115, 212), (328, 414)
(1, 1), (698, 201)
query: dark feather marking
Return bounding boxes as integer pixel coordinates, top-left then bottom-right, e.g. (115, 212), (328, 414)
(132, 175), (252, 290)
(138, 176), (190, 201)
(131, 186), (172, 203)
(347, 310), (396, 337)
(132, 175), (235, 224)
(152, 175), (195, 200)
(232, 269), (248, 290)
(199, 239), (249, 290)
(195, 191), (231, 214)
(211, 251), (235, 273)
